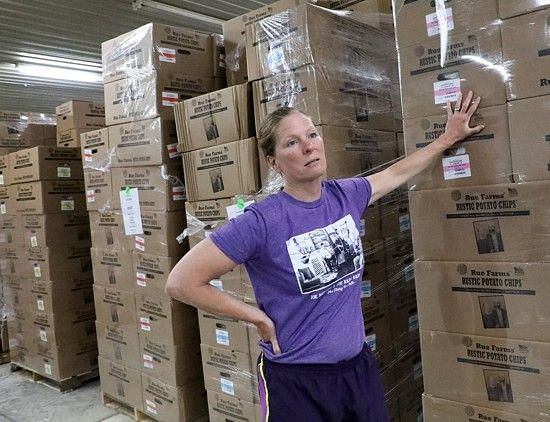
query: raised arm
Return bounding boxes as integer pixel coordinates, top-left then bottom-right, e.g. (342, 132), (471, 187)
(165, 237), (281, 353)
(367, 91), (484, 204)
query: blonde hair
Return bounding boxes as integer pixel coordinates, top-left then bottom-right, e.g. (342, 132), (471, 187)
(257, 107), (310, 158)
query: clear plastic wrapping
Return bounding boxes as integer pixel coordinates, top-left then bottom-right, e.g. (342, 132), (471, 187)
(0, 111), (56, 151)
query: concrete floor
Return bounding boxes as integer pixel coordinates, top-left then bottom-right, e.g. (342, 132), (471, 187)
(0, 363), (134, 422)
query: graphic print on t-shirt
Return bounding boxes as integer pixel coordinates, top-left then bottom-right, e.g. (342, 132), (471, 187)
(286, 214), (364, 294)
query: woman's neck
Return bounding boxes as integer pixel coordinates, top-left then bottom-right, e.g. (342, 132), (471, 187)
(283, 179), (323, 202)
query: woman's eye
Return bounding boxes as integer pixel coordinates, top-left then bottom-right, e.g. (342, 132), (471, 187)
(287, 139), (298, 147)
(309, 132), (318, 138)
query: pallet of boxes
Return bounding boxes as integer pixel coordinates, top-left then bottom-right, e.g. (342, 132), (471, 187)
(1, 108), (98, 391)
(393, 0), (550, 420)
(91, 22), (224, 421)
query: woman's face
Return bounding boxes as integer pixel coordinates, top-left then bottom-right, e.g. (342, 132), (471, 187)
(268, 112), (327, 183)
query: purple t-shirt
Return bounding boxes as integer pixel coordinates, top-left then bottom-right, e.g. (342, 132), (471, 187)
(210, 178), (372, 364)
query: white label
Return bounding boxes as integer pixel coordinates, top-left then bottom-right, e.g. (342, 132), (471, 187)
(0, 232), (6, 243)
(120, 188), (143, 235)
(226, 200), (254, 221)
(37, 299), (45, 311)
(143, 353), (153, 362)
(146, 399), (156, 408)
(57, 166), (71, 178)
(140, 323), (151, 332)
(136, 272), (147, 288)
(0, 175), (4, 185)
(86, 189), (95, 203)
(158, 47), (176, 63)
(215, 329), (230, 346)
(162, 91), (179, 107)
(144, 361), (154, 369)
(135, 236), (145, 251)
(409, 314), (419, 332)
(30, 235), (38, 247)
(442, 154), (471, 180)
(61, 200), (75, 211)
(1, 203), (6, 214)
(34, 264), (42, 278)
(220, 378), (235, 396)
(399, 214), (411, 232)
(425, 7), (454, 37)
(210, 279), (223, 290)
(172, 185), (186, 201)
(433, 78), (461, 105)
(84, 148), (93, 162)
(140, 316), (151, 331)
(166, 143), (180, 158)
(0, 259), (7, 272)
(413, 362), (423, 380)
(365, 334), (377, 352)
(359, 219), (366, 237)
(39, 328), (47, 342)
(361, 280), (372, 298)
(146, 406), (158, 415)
(44, 363), (52, 375)
(267, 47), (285, 71)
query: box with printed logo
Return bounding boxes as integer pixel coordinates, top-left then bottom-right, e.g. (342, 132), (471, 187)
(55, 100), (105, 133)
(88, 210), (132, 250)
(0, 154), (10, 185)
(22, 213), (90, 248)
(10, 180), (86, 214)
(28, 278), (94, 314)
(132, 252), (179, 297)
(80, 128), (111, 171)
(95, 321), (140, 370)
(184, 198), (233, 249)
(83, 169), (113, 212)
(98, 356), (144, 411)
(0, 214), (23, 246)
(20, 246), (91, 281)
(91, 247), (134, 291)
(131, 210), (188, 257)
(26, 308), (96, 346)
(56, 128), (97, 148)
(33, 338), (98, 380)
(198, 310), (250, 354)
(207, 389), (259, 422)
(93, 285), (137, 327)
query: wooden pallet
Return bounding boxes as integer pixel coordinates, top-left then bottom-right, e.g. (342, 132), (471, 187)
(101, 391), (153, 422)
(10, 363), (98, 393)
(0, 352), (10, 365)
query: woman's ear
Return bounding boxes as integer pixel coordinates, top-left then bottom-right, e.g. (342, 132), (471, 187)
(267, 155), (279, 173)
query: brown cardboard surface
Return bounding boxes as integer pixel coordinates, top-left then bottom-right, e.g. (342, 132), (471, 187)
(420, 330), (550, 419)
(108, 118), (180, 167)
(11, 180), (86, 214)
(175, 84), (254, 153)
(198, 310), (250, 353)
(183, 138), (260, 202)
(211, 33), (226, 79)
(56, 128), (97, 148)
(410, 182), (550, 262)
(404, 104), (513, 189)
(0, 154), (9, 185)
(84, 169), (113, 212)
(98, 356), (144, 411)
(508, 95), (550, 182)
(185, 198), (233, 249)
(422, 394), (547, 422)
(101, 23), (213, 84)
(95, 321), (140, 370)
(104, 72), (215, 126)
(415, 261), (550, 342)
(398, 27), (506, 119)
(21, 246), (92, 281)
(29, 278), (94, 314)
(55, 100), (105, 133)
(253, 64), (396, 133)
(133, 210), (188, 257)
(393, 344), (423, 391)
(33, 338), (98, 380)
(0, 214), (23, 246)
(393, 0), (499, 48)
(207, 389), (258, 422)
(3, 276), (32, 310)
(361, 239), (387, 299)
(135, 293), (198, 345)
(502, 9), (550, 100)
(27, 308), (96, 346)
(93, 285), (137, 326)
(498, 0), (550, 18)
(110, 165), (185, 211)
(201, 344), (256, 403)
(380, 189), (410, 238)
(91, 248), (134, 291)
(132, 251), (179, 298)
(80, 128), (111, 171)
(364, 312), (394, 369)
(0, 185), (10, 215)
(0, 246), (23, 276)
(22, 213), (90, 248)
(89, 210), (133, 250)
(139, 332), (203, 387)
(141, 374), (207, 421)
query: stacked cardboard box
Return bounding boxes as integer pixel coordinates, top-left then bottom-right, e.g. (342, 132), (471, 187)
(394, 1), (550, 419)
(0, 111), (56, 157)
(92, 22), (222, 420)
(55, 101), (105, 148)
(1, 145), (96, 382)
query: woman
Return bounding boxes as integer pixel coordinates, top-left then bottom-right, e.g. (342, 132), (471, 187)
(166, 91), (483, 421)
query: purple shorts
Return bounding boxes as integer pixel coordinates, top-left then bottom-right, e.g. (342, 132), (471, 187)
(256, 344), (389, 422)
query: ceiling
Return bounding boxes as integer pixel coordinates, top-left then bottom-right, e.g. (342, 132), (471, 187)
(0, 0), (272, 114)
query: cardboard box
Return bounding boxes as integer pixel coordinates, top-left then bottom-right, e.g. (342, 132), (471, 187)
(363, 312), (394, 369)
(56, 128), (96, 148)
(211, 266), (245, 301)
(104, 71), (215, 126)
(135, 293), (198, 345)
(29, 278), (94, 314)
(201, 344), (256, 403)
(246, 3), (396, 82)
(3, 276), (32, 310)
(22, 213), (90, 248)
(133, 252), (179, 298)
(98, 356), (144, 411)
(93, 285), (137, 326)
(84, 170), (113, 212)
(0, 246), (23, 276)
(0, 214), (23, 246)
(361, 239), (387, 299)
(393, 0), (498, 48)
(21, 246), (92, 281)
(91, 248), (134, 291)
(110, 165), (186, 211)
(415, 261), (550, 342)
(211, 33), (226, 79)
(502, 9), (550, 101)
(0, 185), (10, 216)
(183, 137), (259, 202)
(0, 154), (9, 185)
(253, 65), (396, 133)
(379, 189), (410, 238)
(384, 233), (413, 281)
(409, 182), (550, 262)
(498, 0), (550, 18)
(0, 111), (56, 147)
(222, 0), (308, 86)
(56, 100), (105, 133)
(133, 210), (188, 257)
(175, 84), (254, 153)
(207, 390), (259, 422)
(80, 128), (111, 171)
(101, 23), (213, 84)
(108, 118), (180, 167)
(398, 27), (506, 119)
(139, 332), (203, 387)
(422, 394), (546, 422)
(96, 321), (140, 369)
(11, 180), (86, 214)
(185, 198), (233, 249)
(421, 330), (550, 419)
(88, 210), (133, 250)
(34, 338), (98, 380)
(28, 309), (96, 346)
(198, 310), (250, 353)
(404, 104), (513, 189)
(508, 95), (550, 182)
(141, 374), (207, 421)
